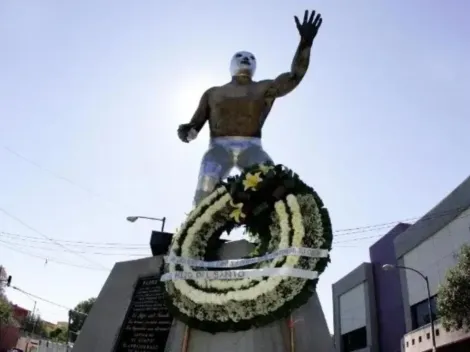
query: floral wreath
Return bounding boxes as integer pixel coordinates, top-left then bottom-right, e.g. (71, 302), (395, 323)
(163, 163), (332, 333)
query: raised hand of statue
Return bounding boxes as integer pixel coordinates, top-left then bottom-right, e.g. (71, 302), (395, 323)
(294, 10), (322, 46)
(177, 123), (198, 143)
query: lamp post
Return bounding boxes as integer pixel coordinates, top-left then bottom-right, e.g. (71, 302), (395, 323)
(126, 216), (166, 232)
(382, 264), (437, 351)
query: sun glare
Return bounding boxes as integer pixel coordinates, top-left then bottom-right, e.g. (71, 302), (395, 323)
(171, 73), (217, 122)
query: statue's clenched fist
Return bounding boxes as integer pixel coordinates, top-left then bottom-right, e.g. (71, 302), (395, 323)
(177, 123), (198, 143)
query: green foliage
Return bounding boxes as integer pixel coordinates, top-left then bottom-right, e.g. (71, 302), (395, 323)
(437, 244), (470, 332)
(69, 297), (96, 342)
(22, 313), (48, 337)
(49, 326), (68, 342)
(0, 296), (12, 324)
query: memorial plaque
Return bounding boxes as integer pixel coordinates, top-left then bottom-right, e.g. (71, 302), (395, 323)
(113, 275), (172, 352)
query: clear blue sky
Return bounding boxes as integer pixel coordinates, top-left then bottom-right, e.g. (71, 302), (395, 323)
(1, 1), (469, 331)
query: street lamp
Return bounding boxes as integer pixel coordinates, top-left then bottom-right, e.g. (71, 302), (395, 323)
(126, 216), (166, 232)
(382, 264), (436, 351)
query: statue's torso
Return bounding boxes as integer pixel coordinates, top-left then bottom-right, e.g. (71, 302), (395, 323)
(207, 81), (274, 138)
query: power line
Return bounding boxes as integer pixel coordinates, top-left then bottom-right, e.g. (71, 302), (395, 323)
(10, 286), (76, 312)
(4, 206), (470, 272)
(0, 230), (378, 250)
(0, 231), (371, 274)
(1, 204), (468, 248)
(1, 239), (149, 257)
(5, 202), (470, 256)
(0, 241), (108, 271)
(0, 232), (379, 255)
(0, 231), (148, 249)
(2, 145), (133, 212)
(0, 187), (468, 272)
(8, 285), (89, 317)
(0, 207), (110, 270)
(333, 205), (470, 236)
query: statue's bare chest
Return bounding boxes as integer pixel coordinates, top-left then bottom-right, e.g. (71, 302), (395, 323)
(209, 84), (267, 118)
(206, 82), (272, 137)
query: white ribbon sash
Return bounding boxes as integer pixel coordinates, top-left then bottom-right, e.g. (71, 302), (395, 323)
(164, 247), (328, 269)
(161, 267), (318, 282)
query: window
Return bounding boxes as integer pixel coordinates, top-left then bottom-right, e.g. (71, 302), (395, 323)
(341, 327), (367, 352)
(411, 295), (438, 329)
(435, 329), (440, 336)
(418, 336), (422, 342)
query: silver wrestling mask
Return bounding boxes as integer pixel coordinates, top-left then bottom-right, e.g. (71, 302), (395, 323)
(230, 51), (257, 78)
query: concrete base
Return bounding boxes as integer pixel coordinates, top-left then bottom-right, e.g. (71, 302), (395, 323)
(165, 292), (333, 352)
(72, 240), (334, 352)
(165, 240), (335, 352)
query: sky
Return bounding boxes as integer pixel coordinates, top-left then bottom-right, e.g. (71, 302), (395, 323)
(0, 0), (469, 332)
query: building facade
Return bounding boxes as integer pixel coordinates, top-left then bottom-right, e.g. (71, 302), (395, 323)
(369, 223), (410, 352)
(0, 304), (31, 351)
(333, 175), (470, 352)
(394, 176), (470, 351)
(332, 262), (378, 352)
(332, 224), (409, 352)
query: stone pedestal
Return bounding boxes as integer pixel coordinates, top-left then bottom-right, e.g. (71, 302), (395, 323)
(72, 240), (334, 352)
(71, 256), (164, 352)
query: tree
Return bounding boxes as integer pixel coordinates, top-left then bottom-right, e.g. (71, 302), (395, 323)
(69, 297), (96, 342)
(49, 326), (68, 342)
(0, 296), (12, 325)
(437, 244), (470, 332)
(22, 313), (47, 337)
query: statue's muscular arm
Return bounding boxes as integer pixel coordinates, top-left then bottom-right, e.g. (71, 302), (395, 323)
(187, 88), (213, 132)
(261, 39), (312, 98)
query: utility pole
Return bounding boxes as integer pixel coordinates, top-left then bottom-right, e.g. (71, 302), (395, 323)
(31, 301), (38, 335)
(66, 310), (72, 352)
(382, 264), (437, 351)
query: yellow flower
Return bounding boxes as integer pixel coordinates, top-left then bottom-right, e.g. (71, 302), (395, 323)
(230, 200), (243, 209)
(229, 200), (245, 223)
(242, 172), (263, 191)
(259, 163), (274, 174)
(230, 208), (246, 223)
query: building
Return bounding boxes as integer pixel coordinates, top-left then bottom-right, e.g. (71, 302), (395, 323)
(11, 304), (30, 322)
(15, 336), (70, 352)
(395, 176), (470, 351)
(332, 223), (410, 352)
(333, 175), (470, 352)
(0, 304), (31, 351)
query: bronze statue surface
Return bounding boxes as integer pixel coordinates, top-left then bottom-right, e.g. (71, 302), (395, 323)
(177, 10), (323, 206)
(178, 10), (322, 140)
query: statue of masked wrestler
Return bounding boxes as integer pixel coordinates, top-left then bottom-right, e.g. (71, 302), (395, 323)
(178, 10), (323, 206)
